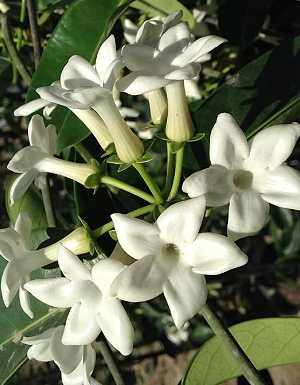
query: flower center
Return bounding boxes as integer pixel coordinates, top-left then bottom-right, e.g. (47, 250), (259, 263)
(159, 243), (180, 272)
(232, 169), (253, 190)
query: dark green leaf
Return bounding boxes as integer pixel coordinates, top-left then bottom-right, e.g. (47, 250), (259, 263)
(183, 318), (300, 385)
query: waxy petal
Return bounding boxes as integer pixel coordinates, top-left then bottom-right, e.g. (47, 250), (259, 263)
(117, 72), (170, 95)
(60, 55), (99, 89)
(14, 98), (50, 116)
(156, 197), (206, 244)
(19, 285), (34, 318)
(37, 85), (87, 109)
(9, 169), (39, 204)
(188, 233), (248, 274)
(96, 35), (119, 86)
(91, 258), (124, 296)
(158, 22), (190, 54)
(173, 35), (226, 66)
(27, 342), (53, 362)
(163, 263), (207, 329)
(248, 123), (300, 171)
(7, 146), (47, 173)
(58, 246), (91, 282)
(96, 298), (134, 355)
(228, 191), (270, 240)
(62, 302), (101, 345)
(165, 63), (201, 80)
(210, 113), (249, 169)
(136, 19), (163, 46)
(122, 44), (156, 72)
(111, 255), (166, 301)
(28, 115), (56, 155)
(254, 165), (300, 210)
(182, 165), (233, 206)
(111, 213), (161, 260)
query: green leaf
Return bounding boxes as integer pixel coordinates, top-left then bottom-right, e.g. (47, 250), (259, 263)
(131, 0), (194, 29)
(106, 154), (124, 165)
(183, 317), (300, 385)
(191, 35), (300, 143)
(0, 262), (65, 385)
(26, 0), (132, 151)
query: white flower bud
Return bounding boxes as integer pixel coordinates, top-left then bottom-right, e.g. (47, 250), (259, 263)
(145, 89), (167, 125)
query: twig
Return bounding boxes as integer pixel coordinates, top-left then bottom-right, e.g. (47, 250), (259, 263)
(1, 13), (31, 85)
(26, 0), (41, 68)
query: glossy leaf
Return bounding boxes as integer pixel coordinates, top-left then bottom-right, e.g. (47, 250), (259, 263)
(183, 318), (300, 385)
(26, 0), (132, 151)
(131, 0), (194, 28)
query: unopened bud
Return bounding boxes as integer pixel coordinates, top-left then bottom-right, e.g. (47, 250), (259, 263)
(145, 89), (167, 125)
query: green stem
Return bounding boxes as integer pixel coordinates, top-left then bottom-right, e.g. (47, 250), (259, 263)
(74, 143), (93, 163)
(167, 145), (185, 202)
(163, 142), (175, 197)
(1, 13), (31, 85)
(246, 95), (300, 140)
(16, 0), (26, 49)
(101, 176), (156, 204)
(133, 162), (163, 204)
(93, 203), (155, 238)
(95, 338), (125, 385)
(40, 176), (56, 227)
(200, 304), (267, 385)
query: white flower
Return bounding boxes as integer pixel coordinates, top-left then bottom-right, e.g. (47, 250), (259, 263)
(23, 325), (100, 385)
(0, 216), (90, 318)
(182, 113), (300, 240)
(111, 197), (247, 329)
(8, 115), (99, 198)
(118, 13), (225, 95)
(25, 246), (134, 355)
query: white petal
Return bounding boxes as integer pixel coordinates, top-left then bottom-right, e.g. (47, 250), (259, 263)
(7, 146), (47, 173)
(43, 103), (57, 119)
(124, 18), (138, 44)
(158, 23), (190, 53)
(228, 191), (270, 241)
(254, 165), (300, 210)
(66, 87), (110, 106)
(122, 44), (155, 72)
(163, 12), (183, 31)
(9, 169), (39, 204)
(96, 298), (134, 355)
(37, 85), (87, 109)
(58, 246), (91, 281)
(173, 35), (226, 66)
(165, 63), (201, 80)
(27, 342), (53, 362)
(19, 283), (34, 319)
(60, 55), (99, 89)
(1, 263), (20, 307)
(188, 233), (248, 274)
(111, 255), (166, 301)
(156, 197), (206, 244)
(111, 213), (161, 260)
(96, 35), (118, 84)
(62, 303), (101, 345)
(248, 123), (300, 170)
(91, 258), (124, 295)
(23, 327), (56, 345)
(136, 19), (163, 46)
(210, 113), (249, 169)
(28, 115), (57, 155)
(163, 263), (207, 328)
(117, 72), (170, 95)
(51, 326), (82, 373)
(14, 99), (50, 116)
(24, 278), (75, 308)
(182, 165), (233, 206)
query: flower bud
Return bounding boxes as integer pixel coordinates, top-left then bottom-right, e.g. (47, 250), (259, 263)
(93, 96), (144, 163)
(165, 80), (194, 142)
(145, 89), (167, 125)
(43, 227), (91, 261)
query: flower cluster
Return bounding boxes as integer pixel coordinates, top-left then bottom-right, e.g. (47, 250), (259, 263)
(2, 9), (300, 385)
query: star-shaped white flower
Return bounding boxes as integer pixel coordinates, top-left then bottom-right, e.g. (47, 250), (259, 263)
(182, 113), (300, 240)
(8, 115), (99, 196)
(25, 246), (134, 355)
(118, 12), (225, 95)
(0, 213), (50, 318)
(23, 325), (100, 385)
(111, 197), (247, 329)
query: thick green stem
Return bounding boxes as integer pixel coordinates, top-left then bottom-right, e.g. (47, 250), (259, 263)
(200, 304), (267, 385)
(167, 145), (185, 201)
(163, 142), (175, 197)
(95, 338), (125, 385)
(16, 0), (26, 49)
(93, 204), (155, 238)
(40, 176), (56, 227)
(101, 176), (156, 204)
(133, 162), (163, 204)
(1, 14), (31, 85)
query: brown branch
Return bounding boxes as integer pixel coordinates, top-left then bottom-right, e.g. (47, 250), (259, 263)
(26, 0), (41, 68)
